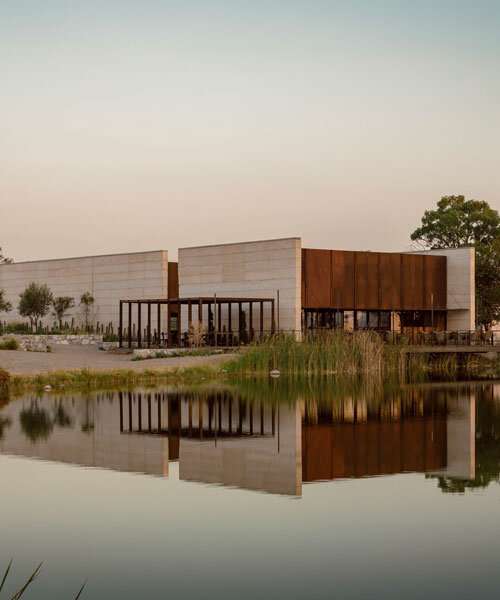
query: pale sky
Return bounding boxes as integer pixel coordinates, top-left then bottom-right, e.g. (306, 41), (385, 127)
(1, 0), (499, 261)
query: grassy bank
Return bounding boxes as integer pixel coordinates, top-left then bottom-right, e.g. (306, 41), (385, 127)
(1, 365), (221, 398)
(224, 331), (500, 378)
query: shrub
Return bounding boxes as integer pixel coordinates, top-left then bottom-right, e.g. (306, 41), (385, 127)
(5, 321), (29, 334)
(0, 338), (19, 351)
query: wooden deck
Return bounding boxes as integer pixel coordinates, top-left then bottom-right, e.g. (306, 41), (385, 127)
(407, 345), (500, 354)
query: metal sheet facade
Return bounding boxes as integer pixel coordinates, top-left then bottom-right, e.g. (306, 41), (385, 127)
(302, 249), (447, 310)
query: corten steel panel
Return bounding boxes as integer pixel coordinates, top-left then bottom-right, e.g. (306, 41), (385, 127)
(413, 255), (425, 309)
(366, 253), (380, 309)
(303, 249), (331, 308)
(435, 256), (447, 310)
(390, 253), (402, 308)
(401, 254), (416, 310)
(379, 253), (393, 310)
(343, 251), (356, 308)
(302, 425), (333, 481)
(355, 252), (368, 310)
(424, 255), (435, 310)
(330, 250), (345, 307)
(168, 262), (179, 299)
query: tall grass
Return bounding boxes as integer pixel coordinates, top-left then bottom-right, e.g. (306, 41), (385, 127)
(224, 331), (498, 378)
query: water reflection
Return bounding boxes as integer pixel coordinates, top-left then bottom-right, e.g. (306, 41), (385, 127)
(0, 381), (498, 496)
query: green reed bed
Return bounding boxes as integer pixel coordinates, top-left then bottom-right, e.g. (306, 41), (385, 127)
(224, 331), (499, 378)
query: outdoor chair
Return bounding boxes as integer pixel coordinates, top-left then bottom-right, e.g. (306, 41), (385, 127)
(469, 331), (481, 346)
(481, 331), (494, 346)
(418, 330), (432, 345)
(434, 331), (447, 345)
(456, 331), (468, 346)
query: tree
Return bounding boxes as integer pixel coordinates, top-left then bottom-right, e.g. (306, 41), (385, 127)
(411, 195), (500, 328)
(79, 292), (95, 332)
(18, 282), (53, 331)
(0, 247), (12, 264)
(0, 288), (12, 313)
(52, 296), (74, 330)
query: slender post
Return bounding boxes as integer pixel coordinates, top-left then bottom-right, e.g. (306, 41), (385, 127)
(249, 301), (253, 342)
(214, 294), (217, 346)
(137, 302), (142, 348)
(128, 302), (132, 348)
(147, 302), (151, 348)
(119, 301), (123, 348)
(188, 300), (192, 346)
(271, 299), (275, 334)
(157, 302), (161, 346)
(199, 299), (203, 324)
(178, 302), (182, 347)
(238, 302), (242, 345)
(260, 301), (264, 340)
(167, 300), (172, 347)
(228, 301), (232, 331)
(431, 293), (434, 330)
(277, 290), (280, 333)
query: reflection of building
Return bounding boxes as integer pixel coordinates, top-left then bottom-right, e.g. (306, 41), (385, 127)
(0, 387), (478, 496)
(302, 391), (475, 482)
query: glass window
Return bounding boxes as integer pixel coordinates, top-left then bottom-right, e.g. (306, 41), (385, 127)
(356, 311), (367, 328)
(380, 311), (391, 329)
(368, 312), (379, 328)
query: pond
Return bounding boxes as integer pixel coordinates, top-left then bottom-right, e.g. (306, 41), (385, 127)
(1, 378), (500, 599)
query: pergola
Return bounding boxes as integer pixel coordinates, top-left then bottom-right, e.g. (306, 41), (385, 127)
(118, 296), (275, 349)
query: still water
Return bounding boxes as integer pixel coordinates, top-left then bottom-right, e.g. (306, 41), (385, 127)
(1, 379), (499, 599)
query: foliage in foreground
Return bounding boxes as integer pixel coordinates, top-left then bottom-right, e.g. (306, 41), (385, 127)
(0, 559), (86, 599)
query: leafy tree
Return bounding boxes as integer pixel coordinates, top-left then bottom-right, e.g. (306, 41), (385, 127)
(79, 292), (95, 332)
(0, 246), (12, 264)
(0, 288), (12, 314)
(52, 296), (74, 329)
(411, 195), (500, 328)
(18, 282), (53, 332)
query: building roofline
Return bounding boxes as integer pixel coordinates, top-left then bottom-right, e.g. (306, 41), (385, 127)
(179, 236), (301, 251)
(0, 250), (168, 267)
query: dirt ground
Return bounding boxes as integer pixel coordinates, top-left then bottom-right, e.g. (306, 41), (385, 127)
(0, 345), (231, 375)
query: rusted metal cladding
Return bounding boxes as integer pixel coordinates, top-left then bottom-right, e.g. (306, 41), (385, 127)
(168, 262), (179, 299)
(301, 249), (446, 310)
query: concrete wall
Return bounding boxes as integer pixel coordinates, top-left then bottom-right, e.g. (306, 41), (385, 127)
(412, 247), (475, 329)
(0, 250), (169, 330)
(178, 237), (302, 334)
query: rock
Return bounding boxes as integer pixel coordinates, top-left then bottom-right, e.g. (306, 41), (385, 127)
(270, 370), (280, 378)
(43, 385), (52, 391)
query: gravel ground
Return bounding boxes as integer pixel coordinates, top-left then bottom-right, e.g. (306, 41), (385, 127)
(0, 345), (231, 375)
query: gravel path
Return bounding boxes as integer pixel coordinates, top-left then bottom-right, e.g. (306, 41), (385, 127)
(0, 345), (232, 375)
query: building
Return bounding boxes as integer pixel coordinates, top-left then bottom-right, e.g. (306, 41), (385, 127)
(0, 237), (475, 337)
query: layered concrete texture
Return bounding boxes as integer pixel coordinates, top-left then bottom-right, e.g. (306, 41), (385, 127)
(0, 251), (168, 330)
(414, 247), (475, 329)
(178, 237), (302, 334)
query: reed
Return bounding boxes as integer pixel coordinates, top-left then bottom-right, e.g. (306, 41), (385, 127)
(224, 331), (497, 378)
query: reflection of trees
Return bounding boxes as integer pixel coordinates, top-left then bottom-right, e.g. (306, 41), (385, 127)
(0, 416), (11, 440)
(20, 400), (54, 443)
(429, 386), (500, 494)
(81, 396), (94, 434)
(53, 401), (73, 427)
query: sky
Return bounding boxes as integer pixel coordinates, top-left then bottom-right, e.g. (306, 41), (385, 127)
(1, 0), (499, 261)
